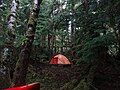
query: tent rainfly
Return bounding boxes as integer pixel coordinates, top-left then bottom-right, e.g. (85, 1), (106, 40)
(4, 83), (40, 90)
(50, 54), (71, 64)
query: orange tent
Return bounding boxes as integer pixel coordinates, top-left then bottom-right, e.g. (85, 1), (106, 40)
(50, 54), (71, 64)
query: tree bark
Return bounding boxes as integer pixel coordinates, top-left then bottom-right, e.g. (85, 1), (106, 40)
(12, 0), (42, 87)
(1, 0), (19, 85)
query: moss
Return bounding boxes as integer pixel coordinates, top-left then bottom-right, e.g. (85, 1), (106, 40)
(60, 79), (78, 90)
(26, 27), (35, 37)
(59, 79), (89, 90)
(27, 11), (38, 27)
(73, 79), (89, 90)
(28, 16), (36, 27)
(27, 11), (38, 37)
(0, 76), (11, 89)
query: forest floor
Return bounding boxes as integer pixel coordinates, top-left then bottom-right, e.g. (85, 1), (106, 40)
(27, 60), (120, 90)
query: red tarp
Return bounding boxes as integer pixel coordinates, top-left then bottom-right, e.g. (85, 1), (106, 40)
(4, 83), (40, 90)
(50, 54), (71, 64)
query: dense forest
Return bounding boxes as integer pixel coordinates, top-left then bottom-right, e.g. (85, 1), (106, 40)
(0, 0), (120, 90)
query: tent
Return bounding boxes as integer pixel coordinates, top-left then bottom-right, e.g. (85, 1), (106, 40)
(50, 54), (71, 64)
(4, 83), (40, 90)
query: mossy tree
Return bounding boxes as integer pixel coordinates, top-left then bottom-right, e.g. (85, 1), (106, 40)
(12, 0), (43, 87)
(0, 0), (19, 86)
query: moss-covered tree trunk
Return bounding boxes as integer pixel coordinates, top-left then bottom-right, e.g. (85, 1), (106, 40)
(116, 20), (120, 60)
(0, 0), (19, 86)
(12, 0), (42, 87)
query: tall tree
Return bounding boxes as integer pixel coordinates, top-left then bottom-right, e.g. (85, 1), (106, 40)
(12, 0), (43, 87)
(1, 0), (19, 85)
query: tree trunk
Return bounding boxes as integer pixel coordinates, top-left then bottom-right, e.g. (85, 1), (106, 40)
(116, 23), (120, 60)
(12, 0), (42, 87)
(0, 0), (19, 85)
(48, 28), (51, 53)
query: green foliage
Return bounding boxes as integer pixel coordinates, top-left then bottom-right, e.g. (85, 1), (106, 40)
(1, 0), (120, 63)
(15, 35), (26, 47)
(31, 0), (120, 63)
(0, 0), (11, 46)
(1, 0), (120, 89)
(80, 34), (115, 62)
(71, 0), (120, 63)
